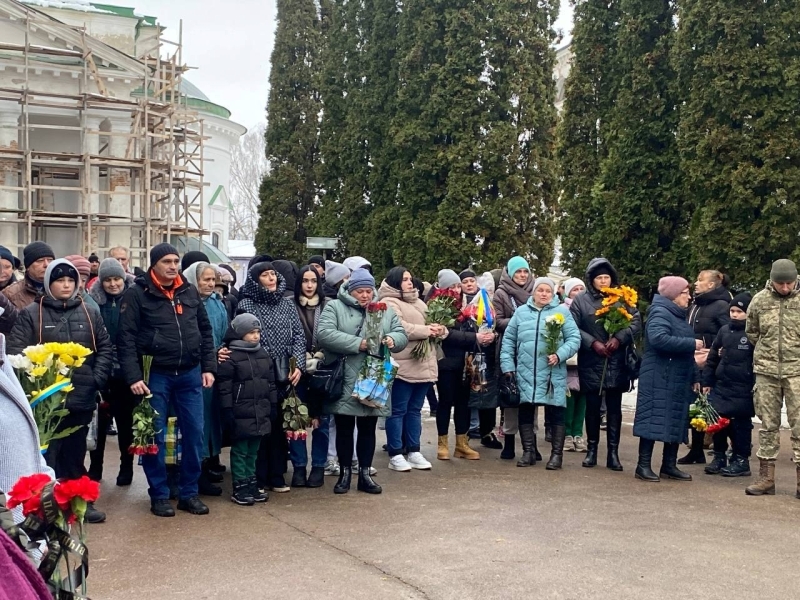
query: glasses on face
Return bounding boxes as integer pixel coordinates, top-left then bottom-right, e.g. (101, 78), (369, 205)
(680, 290), (691, 296)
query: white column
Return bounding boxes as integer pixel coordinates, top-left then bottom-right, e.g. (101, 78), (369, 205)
(0, 111), (20, 252)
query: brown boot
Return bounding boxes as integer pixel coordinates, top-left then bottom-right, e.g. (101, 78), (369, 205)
(454, 434), (480, 460)
(437, 435), (450, 461)
(745, 459), (776, 496)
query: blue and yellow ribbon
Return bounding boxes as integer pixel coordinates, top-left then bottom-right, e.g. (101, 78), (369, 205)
(29, 380), (71, 409)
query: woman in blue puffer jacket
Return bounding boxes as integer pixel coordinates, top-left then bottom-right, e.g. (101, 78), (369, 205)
(500, 277), (580, 470)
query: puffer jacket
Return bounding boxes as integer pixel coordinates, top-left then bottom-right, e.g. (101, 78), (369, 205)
(746, 278), (800, 379)
(379, 281), (438, 383)
(688, 284), (731, 347)
(702, 319), (755, 419)
(2, 277), (42, 311)
(633, 295), (698, 443)
(89, 276), (133, 377)
(499, 296), (580, 408)
(317, 284), (408, 417)
(217, 342), (277, 439)
(0, 293), (18, 335)
(494, 269), (534, 334)
(118, 271), (217, 385)
(7, 296), (113, 413)
(569, 258), (642, 392)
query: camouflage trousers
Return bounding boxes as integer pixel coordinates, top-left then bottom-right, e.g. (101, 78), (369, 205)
(754, 374), (800, 462)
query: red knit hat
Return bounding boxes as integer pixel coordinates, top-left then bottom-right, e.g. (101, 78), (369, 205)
(65, 254), (91, 278)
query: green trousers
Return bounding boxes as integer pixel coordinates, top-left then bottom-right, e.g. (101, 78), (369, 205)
(230, 437), (261, 482)
(564, 391), (586, 438)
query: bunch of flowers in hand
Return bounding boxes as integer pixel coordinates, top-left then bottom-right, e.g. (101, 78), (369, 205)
(542, 313), (566, 398)
(283, 357), (311, 441)
(594, 285), (638, 390)
(689, 392), (730, 433)
(411, 288), (458, 359)
(130, 355), (160, 456)
(353, 302), (399, 407)
(8, 342), (93, 453)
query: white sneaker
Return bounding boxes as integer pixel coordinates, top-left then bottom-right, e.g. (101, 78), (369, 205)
(388, 455), (412, 472)
(369, 466), (377, 476)
(565, 435), (575, 451)
(407, 452), (432, 470)
(323, 460), (340, 476)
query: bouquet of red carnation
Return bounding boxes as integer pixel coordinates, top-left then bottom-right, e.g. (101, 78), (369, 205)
(130, 355), (160, 456)
(283, 357), (311, 441)
(410, 289), (459, 359)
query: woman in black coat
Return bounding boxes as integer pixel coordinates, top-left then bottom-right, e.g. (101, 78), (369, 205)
(569, 258), (641, 471)
(633, 277), (701, 482)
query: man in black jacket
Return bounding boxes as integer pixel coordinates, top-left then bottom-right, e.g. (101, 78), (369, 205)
(118, 243), (217, 517)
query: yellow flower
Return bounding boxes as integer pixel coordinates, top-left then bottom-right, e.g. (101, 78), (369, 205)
(66, 343), (93, 359)
(43, 342), (65, 355)
(619, 308), (634, 321)
(30, 365), (48, 378)
(595, 306), (611, 317)
(690, 417), (707, 432)
(60, 354), (75, 367)
(62, 384), (75, 393)
(23, 345), (53, 366)
(74, 357), (86, 369)
(552, 313), (565, 325)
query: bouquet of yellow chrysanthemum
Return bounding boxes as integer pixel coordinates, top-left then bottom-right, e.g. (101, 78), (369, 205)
(8, 342), (93, 453)
(543, 312), (566, 355)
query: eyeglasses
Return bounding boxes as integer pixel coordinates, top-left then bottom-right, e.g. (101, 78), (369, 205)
(680, 290), (691, 296)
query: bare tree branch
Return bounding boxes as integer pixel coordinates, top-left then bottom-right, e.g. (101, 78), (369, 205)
(229, 122), (267, 240)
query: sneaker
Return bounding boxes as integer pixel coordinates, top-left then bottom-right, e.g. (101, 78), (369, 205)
(177, 496), (209, 515)
(565, 435), (575, 451)
(574, 436), (587, 452)
(231, 481), (255, 506)
(407, 452), (432, 470)
(324, 459), (340, 476)
(269, 483), (291, 493)
(388, 455), (412, 472)
(248, 478), (268, 502)
(150, 499), (175, 518)
(369, 467), (378, 476)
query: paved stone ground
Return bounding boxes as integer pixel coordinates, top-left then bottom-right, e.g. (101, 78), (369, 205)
(88, 414), (800, 600)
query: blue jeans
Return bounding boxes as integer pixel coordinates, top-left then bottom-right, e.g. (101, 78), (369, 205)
(142, 366), (204, 501)
(288, 415), (331, 468)
(386, 380), (430, 456)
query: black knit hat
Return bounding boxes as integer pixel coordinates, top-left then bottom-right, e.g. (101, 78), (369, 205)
(308, 255), (325, 268)
(150, 242), (180, 267)
(23, 241), (55, 270)
(249, 261), (275, 281)
(181, 250), (210, 272)
(88, 253), (100, 264)
(0, 245), (20, 270)
(459, 269), (477, 281)
(730, 292), (752, 312)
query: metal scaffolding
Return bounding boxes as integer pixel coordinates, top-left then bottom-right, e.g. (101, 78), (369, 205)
(0, 2), (205, 266)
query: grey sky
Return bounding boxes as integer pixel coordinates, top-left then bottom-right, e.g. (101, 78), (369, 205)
(130, 0), (573, 131)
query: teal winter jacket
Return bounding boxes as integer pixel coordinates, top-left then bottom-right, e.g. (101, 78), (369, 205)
(499, 297), (580, 407)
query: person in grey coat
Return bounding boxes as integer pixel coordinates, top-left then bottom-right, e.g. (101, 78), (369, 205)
(317, 269), (408, 495)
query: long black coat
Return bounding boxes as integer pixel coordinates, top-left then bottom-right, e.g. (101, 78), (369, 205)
(569, 258), (642, 392)
(688, 285), (731, 347)
(633, 295), (698, 443)
(8, 296), (113, 413)
(701, 320), (755, 419)
(217, 345), (277, 439)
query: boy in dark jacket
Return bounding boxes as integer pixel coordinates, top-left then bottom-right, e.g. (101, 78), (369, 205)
(217, 314), (277, 505)
(701, 292), (755, 477)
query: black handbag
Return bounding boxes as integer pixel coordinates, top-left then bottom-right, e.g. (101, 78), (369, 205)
(625, 344), (641, 381)
(308, 315), (367, 403)
(273, 352), (290, 386)
(498, 375), (521, 409)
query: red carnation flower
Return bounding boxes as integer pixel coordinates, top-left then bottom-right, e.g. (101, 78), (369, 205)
(146, 444), (159, 455)
(7, 473), (51, 515)
(53, 476), (100, 510)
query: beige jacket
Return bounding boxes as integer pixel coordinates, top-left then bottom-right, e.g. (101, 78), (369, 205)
(379, 281), (439, 383)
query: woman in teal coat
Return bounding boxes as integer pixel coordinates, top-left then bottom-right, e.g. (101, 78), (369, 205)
(317, 268), (408, 495)
(500, 277), (580, 470)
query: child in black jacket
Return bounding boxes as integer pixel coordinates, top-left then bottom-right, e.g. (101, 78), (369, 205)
(701, 293), (754, 477)
(218, 313), (277, 505)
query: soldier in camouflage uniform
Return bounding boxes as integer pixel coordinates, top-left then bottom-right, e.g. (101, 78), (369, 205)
(745, 259), (800, 498)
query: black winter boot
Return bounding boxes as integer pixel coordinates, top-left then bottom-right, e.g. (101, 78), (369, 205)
(198, 472), (223, 496)
(334, 466), (352, 494)
(721, 456), (751, 477)
(291, 467), (307, 487)
(500, 434), (516, 460)
(231, 480), (255, 506)
(678, 430), (707, 464)
(481, 433), (503, 449)
(247, 476), (268, 502)
(534, 432), (543, 462)
(546, 425), (566, 470)
(660, 443), (693, 481)
(357, 468), (382, 494)
(307, 466), (325, 488)
(635, 438), (659, 482)
(705, 451), (728, 475)
(582, 408), (600, 468)
(116, 460), (133, 487)
(516, 424), (536, 467)
(605, 412), (623, 472)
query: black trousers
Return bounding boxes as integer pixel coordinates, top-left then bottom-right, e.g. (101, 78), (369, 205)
(255, 414), (288, 487)
(46, 409), (94, 480)
(585, 388), (623, 441)
(712, 416), (753, 458)
(519, 403), (565, 427)
(89, 376), (140, 479)
(436, 370), (471, 436)
(478, 409), (496, 437)
(334, 415), (378, 469)
(427, 384), (439, 412)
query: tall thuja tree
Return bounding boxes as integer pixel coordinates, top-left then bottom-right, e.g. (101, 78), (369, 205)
(256, 0), (322, 261)
(555, 0), (622, 277)
(676, 1), (800, 289)
(593, 0), (686, 296)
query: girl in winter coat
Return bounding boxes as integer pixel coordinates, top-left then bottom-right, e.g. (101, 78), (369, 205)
(218, 314), (277, 506)
(500, 277), (580, 469)
(494, 257), (535, 460)
(562, 278), (588, 453)
(7, 258), (112, 523)
(237, 261), (306, 493)
(633, 277), (702, 483)
(701, 292), (755, 478)
(380, 267), (444, 473)
(317, 269), (408, 495)
(569, 258), (642, 472)
(86, 258), (137, 486)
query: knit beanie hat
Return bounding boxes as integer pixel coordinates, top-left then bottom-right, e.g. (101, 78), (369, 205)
(181, 251), (210, 273)
(308, 255), (325, 268)
(231, 313), (261, 338)
(770, 259), (798, 283)
(437, 269), (461, 290)
(325, 260), (350, 287)
(98, 257), (126, 282)
(343, 256), (371, 272)
(459, 269), (477, 282)
(150, 242), (179, 267)
(65, 254), (91, 279)
(348, 268), (375, 292)
(88, 253), (99, 264)
(23, 241), (55, 270)
(249, 261), (275, 281)
(218, 263), (237, 284)
(0, 245), (20, 269)
(507, 256), (530, 278)
(563, 277), (586, 299)
(657, 276), (689, 301)
(730, 292), (752, 312)
(532, 277), (556, 292)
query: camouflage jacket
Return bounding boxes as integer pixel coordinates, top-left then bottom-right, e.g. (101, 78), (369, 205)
(746, 278), (800, 378)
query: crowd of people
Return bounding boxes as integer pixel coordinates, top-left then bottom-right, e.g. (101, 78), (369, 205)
(0, 240), (799, 526)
